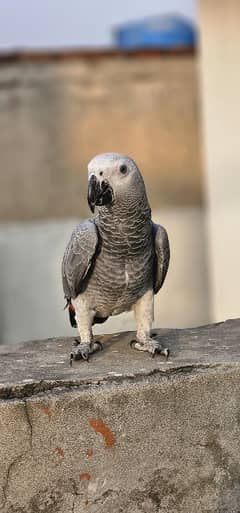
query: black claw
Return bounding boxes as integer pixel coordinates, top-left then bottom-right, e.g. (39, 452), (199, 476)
(69, 340), (103, 366)
(152, 347), (170, 359)
(130, 339), (137, 349)
(94, 340), (103, 351)
(72, 338), (80, 347)
(69, 348), (89, 365)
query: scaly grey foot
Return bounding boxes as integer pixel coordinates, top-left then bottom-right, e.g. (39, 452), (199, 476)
(130, 336), (169, 358)
(70, 340), (102, 366)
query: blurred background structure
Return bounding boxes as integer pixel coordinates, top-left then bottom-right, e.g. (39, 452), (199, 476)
(0, 0), (239, 344)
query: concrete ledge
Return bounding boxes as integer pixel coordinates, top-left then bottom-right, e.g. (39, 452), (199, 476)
(0, 319), (240, 512)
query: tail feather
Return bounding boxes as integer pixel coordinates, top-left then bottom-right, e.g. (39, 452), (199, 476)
(69, 302), (77, 328)
(64, 299), (77, 328)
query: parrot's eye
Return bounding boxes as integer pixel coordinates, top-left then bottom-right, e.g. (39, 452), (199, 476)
(119, 164), (128, 175)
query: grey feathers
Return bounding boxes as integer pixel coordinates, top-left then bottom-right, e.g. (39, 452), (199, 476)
(62, 153), (170, 325)
(152, 222), (170, 294)
(62, 219), (98, 300)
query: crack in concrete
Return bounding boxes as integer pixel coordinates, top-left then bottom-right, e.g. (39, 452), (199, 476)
(23, 399), (33, 450)
(0, 401), (33, 511)
(94, 489), (117, 504)
(1, 452), (27, 511)
(0, 361), (231, 401)
(70, 478), (87, 513)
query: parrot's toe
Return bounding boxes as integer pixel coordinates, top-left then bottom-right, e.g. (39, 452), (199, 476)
(69, 340), (102, 366)
(130, 337), (169, 358)
(72, 338), (80, 347)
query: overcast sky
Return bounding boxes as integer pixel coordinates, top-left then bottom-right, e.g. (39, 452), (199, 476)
(0, 0), (196, 49)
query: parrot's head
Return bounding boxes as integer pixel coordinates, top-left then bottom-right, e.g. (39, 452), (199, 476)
(87, 152), (147, 213)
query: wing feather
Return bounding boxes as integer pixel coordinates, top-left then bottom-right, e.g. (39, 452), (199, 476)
(152, 222), (170, 294)
(62, 219), (98, 300)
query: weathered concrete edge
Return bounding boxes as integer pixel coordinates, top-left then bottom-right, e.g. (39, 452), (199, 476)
(0, 361), (238, 401)
(2, 319), (240, 401)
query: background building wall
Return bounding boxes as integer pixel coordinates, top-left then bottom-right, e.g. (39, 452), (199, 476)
(0, 54), (201, 221)
(199, 0), (240, 321)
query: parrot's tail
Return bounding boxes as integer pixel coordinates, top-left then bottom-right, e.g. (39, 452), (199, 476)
(64, 298), (77, 328)
(68, 302), (77, 328)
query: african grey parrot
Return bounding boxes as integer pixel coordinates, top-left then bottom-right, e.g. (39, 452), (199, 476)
(62, 153), (170, 363)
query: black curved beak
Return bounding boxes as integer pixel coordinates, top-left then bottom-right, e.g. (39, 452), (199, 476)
(88, 175), (114, 213)
(88, 175), (100, 213)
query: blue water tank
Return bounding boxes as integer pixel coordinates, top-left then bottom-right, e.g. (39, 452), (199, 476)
(113, 14), (197, 49)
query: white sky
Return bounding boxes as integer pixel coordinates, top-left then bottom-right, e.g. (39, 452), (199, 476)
(0, 0), (196, 49)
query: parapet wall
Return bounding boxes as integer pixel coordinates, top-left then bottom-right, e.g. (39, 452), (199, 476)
(1, 319), (240, 513)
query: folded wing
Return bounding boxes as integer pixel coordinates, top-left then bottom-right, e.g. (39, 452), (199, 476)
(152, 222), (170, 294)
(62, 219), (99, 300)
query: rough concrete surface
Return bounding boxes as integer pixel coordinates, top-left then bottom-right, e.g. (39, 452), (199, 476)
(1, 319), (240, 512)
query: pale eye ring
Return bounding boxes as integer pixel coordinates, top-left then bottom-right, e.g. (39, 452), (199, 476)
(119, 164), (127, 175)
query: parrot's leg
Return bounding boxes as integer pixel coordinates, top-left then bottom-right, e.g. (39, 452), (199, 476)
(132, 290), (169, 357)
(70, 297), (101, 364)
